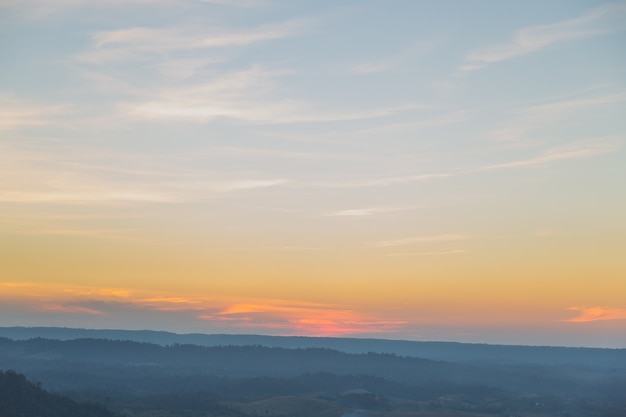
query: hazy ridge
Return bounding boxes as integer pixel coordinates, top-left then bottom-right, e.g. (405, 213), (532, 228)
(1, 327), (625, 416)
(2, 326), (624, 368)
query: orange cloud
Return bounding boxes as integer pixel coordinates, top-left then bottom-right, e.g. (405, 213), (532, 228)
(219, 303), (279, 315)
(134, 296), (207, 311)
(63, 287), (132, 298)
(40, 303), (105, 316)
(565, 306), (626, 323)
(1, 282), (137, 301)
(2, 281), (407, 337)
(207, 301), (407, 337)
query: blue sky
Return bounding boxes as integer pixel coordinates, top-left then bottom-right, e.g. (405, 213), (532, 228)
(1, 0), (625, 347)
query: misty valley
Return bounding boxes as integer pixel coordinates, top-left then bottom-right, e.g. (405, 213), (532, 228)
(0, 328), (625, 417)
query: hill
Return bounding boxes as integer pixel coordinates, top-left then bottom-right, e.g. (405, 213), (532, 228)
(1, 326), (624, 368)
(1, 336), (625, 416)
(0, 369), (118, 417)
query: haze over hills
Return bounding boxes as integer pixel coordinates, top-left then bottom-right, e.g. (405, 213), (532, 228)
(0, 370), (120, 417)
(1, 331), (625, 417)
(1, 327), (626, 416)
(1, 326), (624, 368)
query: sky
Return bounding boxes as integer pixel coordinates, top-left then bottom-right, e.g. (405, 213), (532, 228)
(1, 0), (625, 348)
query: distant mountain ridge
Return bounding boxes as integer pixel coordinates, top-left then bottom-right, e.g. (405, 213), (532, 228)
(1, 326), (624, 368)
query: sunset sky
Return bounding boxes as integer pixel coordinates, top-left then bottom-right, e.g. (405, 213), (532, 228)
(1, 0), (625, 348)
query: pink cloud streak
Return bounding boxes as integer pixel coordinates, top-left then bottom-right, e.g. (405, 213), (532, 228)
(566, 306), (626, 323)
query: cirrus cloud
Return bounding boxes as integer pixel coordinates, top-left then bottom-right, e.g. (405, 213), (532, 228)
(462, 2), (626, 71)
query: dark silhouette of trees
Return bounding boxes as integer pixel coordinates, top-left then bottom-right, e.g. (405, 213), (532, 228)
(0, 370), (119, 417)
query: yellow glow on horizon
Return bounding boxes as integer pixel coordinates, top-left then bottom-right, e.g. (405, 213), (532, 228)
(2, 277), (624, 340)
(2, 207), (625, 341)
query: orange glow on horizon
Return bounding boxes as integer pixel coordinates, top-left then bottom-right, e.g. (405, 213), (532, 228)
(2, 278), (625, 342)
(1, 281), (411, 336)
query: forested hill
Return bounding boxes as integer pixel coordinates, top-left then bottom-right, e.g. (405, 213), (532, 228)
(1, 337), (625, 417)
(1, 336), (624, 399)
(0, 370), (119, 417)
(1, 326), (624, 368)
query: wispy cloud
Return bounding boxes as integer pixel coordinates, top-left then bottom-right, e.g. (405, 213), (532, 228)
(79, 19), (307, 64)
(312, 172), (452, 189)
(523, 92), (626, 118)
(387, 249), (467, 257)
(64, 287), (133, 298)
(75, 16), (420, 126)
(40, 304), (106, 315)
(354, 110), (470, 135)
(373, 234), (469, 248)
(204, 178), (290, 192)
(122, 66), (418, 124)
(0, 94), (67, 130)
(0, 190), (177, 204)
(566, 306), (626, 323)
(474, 140), (618, 172)
(0, 282), (406, 337)
(462, 2), (626, 71)
(0, 142), (292, 205)
(204, 300), (407, 336)
(155, 57), (231, 79)
(0, 177), (289, 204)
(325, 206), (419, 217)
(490, 91), (626, 147)
(0, 144), (180, 203)
(128, 97), (370, 124)
(0, 145), (178, 203)
(206, 146), (356, 160)
(314, 139), (618, 190)
(19, 228), (138, 237)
